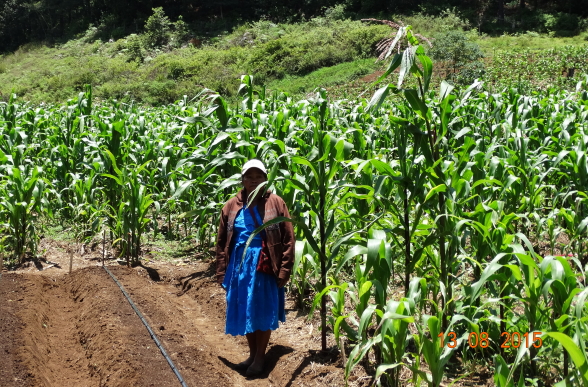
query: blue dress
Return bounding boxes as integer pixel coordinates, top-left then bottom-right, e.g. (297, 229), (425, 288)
(222, 206), (286, 336)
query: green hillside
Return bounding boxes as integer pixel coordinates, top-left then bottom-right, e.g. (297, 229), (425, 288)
(0, 8), (587, 105)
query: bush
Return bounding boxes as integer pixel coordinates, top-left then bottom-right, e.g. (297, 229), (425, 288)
(540, 12), (580, 35)
(343, 25), (390, 58)
(80, 25), (100, 43)
(126, 34), (144, 63)
(428, 30), (484, 85)
(170, 16), (190, 48)
(144, 7), (171, 47)
(247, 20), (285, 44)
(98, 14), (126, 41)
(245, 21), (389, 80)
(45, 75), (67, 91)
(399, 8), (470, 36)
(72, 70), (96, 90)
(167, 61), (186, 80)
(324, 4), (347, 21)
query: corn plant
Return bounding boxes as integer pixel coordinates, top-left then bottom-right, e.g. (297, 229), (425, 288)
(0, 165), (48, 262)
(103, 151), (153, 264)
(3, 51), (588, 387)
(368, 25), (464, 330)
(290, 239), (319, 308)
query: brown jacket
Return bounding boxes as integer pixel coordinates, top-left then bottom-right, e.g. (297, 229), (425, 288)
(216, 189), (295, 285)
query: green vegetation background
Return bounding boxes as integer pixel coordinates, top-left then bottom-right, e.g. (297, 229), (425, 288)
(0, 1), (587, 105)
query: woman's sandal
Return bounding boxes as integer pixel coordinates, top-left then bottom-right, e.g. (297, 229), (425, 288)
(245, 364), (264, 377)
(234, 361), (252, 371)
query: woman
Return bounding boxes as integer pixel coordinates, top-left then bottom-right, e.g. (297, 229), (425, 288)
(216, 159), (295, 376)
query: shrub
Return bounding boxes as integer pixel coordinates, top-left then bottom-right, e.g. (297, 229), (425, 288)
(167, 61), (185, 80)
(428, 30), (484, 85)
(98, 81), (127, 101)
(248, 20), (285, 44)
(342, 24), (390, 58)
(540, 12), (580, 36)
(246, 39), (290, 79)
(126, 34), (144, 63)
(142, 80), (177, 105)
(144, 7), (171, 47)
(98, 14), (126, 41)
(245, 21), (389, 80)
(171, 16), (190, 48)
(72, 70), (96, 89)
(399, 8), (470, 36)
(437, 8), (471, 31)
(581, 18), (588, 32)
(45, 74), (67, 91)
(80, 25), (100, 43)
(324, 4), (347, 21)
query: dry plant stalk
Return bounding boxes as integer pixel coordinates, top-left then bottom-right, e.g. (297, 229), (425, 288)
(69, 248), (74, 274)
(339, 336), (347, 366)
(102, 229), (105, 266)
(362, 18), (433, 61)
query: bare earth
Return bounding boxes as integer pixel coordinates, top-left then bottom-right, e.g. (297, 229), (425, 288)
(0, 238), (368, 387)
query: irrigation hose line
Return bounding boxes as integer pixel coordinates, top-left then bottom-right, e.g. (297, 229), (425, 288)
(103, 265), (189, 387)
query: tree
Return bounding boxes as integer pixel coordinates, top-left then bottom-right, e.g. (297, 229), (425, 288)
(497, 0), (504, 22)
(428, 30), (485, 85)
(144, 7), (172, 47)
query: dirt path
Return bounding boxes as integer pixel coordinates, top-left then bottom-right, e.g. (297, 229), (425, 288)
(0, 274), (35, 387)
(0, 240), (365, 387)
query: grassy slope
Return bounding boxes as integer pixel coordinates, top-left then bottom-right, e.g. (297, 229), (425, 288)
(476, 32), (588, 52)
(0, 15), (587, 105)
(0, 19), (390, 105)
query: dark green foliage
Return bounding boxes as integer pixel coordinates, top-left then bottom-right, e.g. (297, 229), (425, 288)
(143, 8), (192, 49)
(1, 7), (586, 106)
(171, 16), (191, 48)
(245, 23), (389, 82)
(0, 18), (388, 104)
(71, 70), (96, 90)
(1, 0), (588, 53)
(166, 61), (186, 80)
(324, 4), (347, 21)
(126, 35), (145, 63)
(144, 7), (172, 48)
(428, 30), (484, 85)
(540, 12), (580, 36)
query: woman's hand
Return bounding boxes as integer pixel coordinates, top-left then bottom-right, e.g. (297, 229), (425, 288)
(277, 277), (287, 288)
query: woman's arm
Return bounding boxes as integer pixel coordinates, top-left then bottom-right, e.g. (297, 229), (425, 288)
(277, 200), (295, 286)
(215, 207), (229, 285)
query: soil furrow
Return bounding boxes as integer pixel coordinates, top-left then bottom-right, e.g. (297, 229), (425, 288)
(0, 274), (37, 387)
(110, 265), (263, 386)
(1, 246), (356, 387)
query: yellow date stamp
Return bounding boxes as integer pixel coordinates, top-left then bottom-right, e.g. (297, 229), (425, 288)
(438, 331), (543, 349)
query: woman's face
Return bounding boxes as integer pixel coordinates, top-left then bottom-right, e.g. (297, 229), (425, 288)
(242, 168), (267, 196)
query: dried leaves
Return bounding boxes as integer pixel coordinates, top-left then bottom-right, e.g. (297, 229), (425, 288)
(361, 18), (433, 61)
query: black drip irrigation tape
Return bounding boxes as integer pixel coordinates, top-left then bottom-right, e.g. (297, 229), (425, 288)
(103, 265), (189, 387)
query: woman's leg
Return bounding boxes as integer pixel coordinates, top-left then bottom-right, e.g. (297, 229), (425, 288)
(250, 329), (271, 370)
(242, 332), (257, 366)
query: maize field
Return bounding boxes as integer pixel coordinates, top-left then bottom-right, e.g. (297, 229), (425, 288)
(1, 29), (588, 387)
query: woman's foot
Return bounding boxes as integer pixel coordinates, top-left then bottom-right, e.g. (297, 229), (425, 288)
(245, 361), (264, 376)
(235, 357), (254, 370)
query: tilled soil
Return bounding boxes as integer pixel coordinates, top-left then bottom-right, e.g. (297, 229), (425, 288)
(0, 241), (366, 387)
